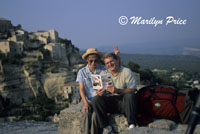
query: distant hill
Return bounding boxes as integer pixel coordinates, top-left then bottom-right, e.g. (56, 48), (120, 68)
(80, 49), (200, 73)
(97, 39), (200, 57)
(120, 53), (200, 73)
(81, 40), (200, 72)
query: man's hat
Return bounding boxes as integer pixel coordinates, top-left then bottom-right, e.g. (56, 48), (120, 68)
(82, 48), (103, 60)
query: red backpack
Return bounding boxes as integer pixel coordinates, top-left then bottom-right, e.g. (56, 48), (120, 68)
(136, 85), (187, 126)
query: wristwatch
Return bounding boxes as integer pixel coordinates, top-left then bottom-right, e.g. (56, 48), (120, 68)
(116, 88), (122, 94)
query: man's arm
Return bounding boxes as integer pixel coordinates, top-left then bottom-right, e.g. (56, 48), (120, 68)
(113, 46), (121, 66)
(116, 87), (136, 95)
(106, 85), (136, 95)
(106, 68), (137, 95)
(79, 82), (89, 114)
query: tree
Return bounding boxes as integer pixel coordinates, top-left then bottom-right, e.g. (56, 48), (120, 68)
(154, 72), (173, 85)
(140, 69), (155, 83)
(127, 61), (140, 73)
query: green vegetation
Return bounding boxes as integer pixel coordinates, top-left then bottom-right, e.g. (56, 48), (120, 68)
(0, 93), (68, 121)
(127, 60), (200, 89)
(0, 53), (6, 60)
(0, 53), (24, 65)
(57, 38), (71, 46)
(127, 61), (156, 83)
(58, 38), (79, 51)
(121, 54), (200, 73)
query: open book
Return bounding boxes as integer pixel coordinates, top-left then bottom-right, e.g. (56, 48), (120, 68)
(91, 73), (113, 90)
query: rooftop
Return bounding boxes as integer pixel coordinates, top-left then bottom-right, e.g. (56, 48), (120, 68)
(0, 18), (11, 21)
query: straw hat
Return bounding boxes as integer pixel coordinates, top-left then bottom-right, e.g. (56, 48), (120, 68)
(82, 48), (103, 60)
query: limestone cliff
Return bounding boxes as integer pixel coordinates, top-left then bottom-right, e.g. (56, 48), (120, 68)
(0, 19), (84, 119)
(0, 51), (82, 105)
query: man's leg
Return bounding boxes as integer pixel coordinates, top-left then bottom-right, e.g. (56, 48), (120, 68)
(91, 95), (109, 129)
(120, 93), (137, 125)
(81, 103), (93, 134)
(91, 112), (102, 134)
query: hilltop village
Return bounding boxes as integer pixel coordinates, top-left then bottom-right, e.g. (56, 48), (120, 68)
(0, 18), (86, 121)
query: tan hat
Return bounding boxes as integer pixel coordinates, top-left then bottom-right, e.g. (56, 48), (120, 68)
(82, 48), (103, 60)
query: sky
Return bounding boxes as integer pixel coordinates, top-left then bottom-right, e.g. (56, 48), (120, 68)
(0, 0), (200, 52)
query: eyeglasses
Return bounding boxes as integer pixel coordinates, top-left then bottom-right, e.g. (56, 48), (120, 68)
(89, 59), (98, 63)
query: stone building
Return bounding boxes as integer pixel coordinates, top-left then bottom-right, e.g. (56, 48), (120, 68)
(64, 85), (80, 104)
(33, 29), (58, 43)
(44, 43), (66, 60)
(15, 29), (28, 35)
(9, 29), (28, 42)
(0, 40), (23, 57)
(9, 34), (25, 42)
(48, 29), (58, 42)
(38, 36), (49, 44)
(0, 18), (12, 33)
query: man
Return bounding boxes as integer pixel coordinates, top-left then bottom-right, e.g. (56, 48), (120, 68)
(92, 53), (137, 133)
(76, 48), (106, 134)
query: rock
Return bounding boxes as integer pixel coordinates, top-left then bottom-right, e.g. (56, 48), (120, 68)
(0, 64), (34, 105)
(0, 121), (58, 134)
(52, 114), (60, 123)
(148, 119), (177, 131)
(121, 127), (180, 134)
(59, 103), (200, 134)
(0, 118), (5, 123)
(58, 103), (83, 134)
(109, 114), (129, 133)
(58, 102), (129, 134)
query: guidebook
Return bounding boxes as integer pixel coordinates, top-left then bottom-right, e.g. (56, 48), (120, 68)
(91, 73), (113, 90)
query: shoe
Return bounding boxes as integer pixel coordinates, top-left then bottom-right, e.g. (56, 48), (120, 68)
(103, 125), (112, 134)
(129, 124), (135, 130)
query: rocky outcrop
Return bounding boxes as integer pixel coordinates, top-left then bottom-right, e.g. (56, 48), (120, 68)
(58, 103), (132, 134)
(0, 19), (84, 120)
(58, 103), (200, 134)
(0, 47), (82, 104)
(0, 18), (84, 108)
(0, 64), (34, 105)
(41, 72), (76, 99)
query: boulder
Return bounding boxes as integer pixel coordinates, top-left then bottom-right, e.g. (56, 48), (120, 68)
(59, 103), (200, 134)
(58, 102), (134, 134)
(58, 103), (83, 134)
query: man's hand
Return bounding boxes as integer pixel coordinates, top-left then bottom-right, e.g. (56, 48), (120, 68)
(82, 103), (89, 114)
(97, 88), (105, 96)
(114, 46), (120, 56)
(106, 85), (116, 94)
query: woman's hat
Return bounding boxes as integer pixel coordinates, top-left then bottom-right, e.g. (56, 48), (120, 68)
(82, 48), (103, 60)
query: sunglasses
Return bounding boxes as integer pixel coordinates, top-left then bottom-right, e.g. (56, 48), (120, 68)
(89, 59), (98, 63)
